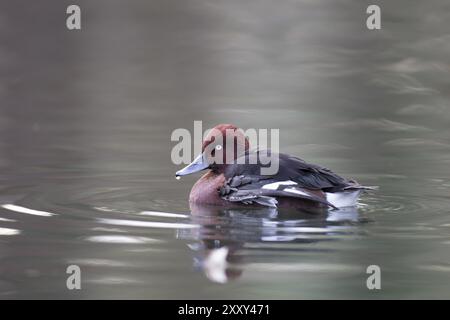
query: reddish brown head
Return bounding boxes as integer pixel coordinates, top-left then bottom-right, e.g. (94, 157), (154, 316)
(176, 124), (249, 177)
(202, 124), (249, 165)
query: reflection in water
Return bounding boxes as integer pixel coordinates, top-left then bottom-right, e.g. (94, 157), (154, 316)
(179, 203), (361, 283)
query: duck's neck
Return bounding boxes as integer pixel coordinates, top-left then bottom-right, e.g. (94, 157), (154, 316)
(189, 170), (226, 205)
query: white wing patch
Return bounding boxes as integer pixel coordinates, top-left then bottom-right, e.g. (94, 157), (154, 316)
(262, 180), (297, 190)
(283, 188), (309, 197)
(262, 181), (310, 198)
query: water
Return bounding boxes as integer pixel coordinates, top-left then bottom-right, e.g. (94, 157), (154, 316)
(1, 0), (450, 299)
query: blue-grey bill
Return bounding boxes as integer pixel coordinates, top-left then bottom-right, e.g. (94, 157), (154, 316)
(175, 153), (209, 177)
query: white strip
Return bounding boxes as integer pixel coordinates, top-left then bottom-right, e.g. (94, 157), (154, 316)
(0, 217), (16, 222)
(139, 211), (188, 219)
(85, 235), (162, 244)
(1, 204), (56, 217)
(277, 227), (332, 233)
(0, 227), (20, 236)
(94, 207), (189, 219)
(98, 218), (198, 229)
(262, 180), (297, 190)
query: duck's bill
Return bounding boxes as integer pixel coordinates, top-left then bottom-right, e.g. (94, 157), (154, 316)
(175, 153), (209, 177)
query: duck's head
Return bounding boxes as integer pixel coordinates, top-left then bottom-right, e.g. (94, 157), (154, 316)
(176, 124), (249, 177)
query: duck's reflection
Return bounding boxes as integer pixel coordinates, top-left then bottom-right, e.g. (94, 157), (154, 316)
(177, 203), (362, 283)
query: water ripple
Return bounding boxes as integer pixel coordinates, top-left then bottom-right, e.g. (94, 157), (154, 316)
(358, 194), (449, 215)
(1, 204), (56, 217)
(0, 227), (20, 236)
(85, 235), (163, 244)
(97, 217), (198, 229)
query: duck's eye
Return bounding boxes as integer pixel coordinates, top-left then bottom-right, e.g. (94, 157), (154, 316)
(215, 145), (222, 151)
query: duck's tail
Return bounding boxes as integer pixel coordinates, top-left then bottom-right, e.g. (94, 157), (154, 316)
(327, 181), (378, 208)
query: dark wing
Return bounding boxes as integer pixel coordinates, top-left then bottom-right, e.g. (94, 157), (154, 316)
(224, 151), (359, 192)
(219, 150), (370, 208)
(275, 153), (355, 192)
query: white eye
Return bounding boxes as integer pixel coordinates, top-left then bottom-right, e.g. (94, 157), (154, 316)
(215, 145), (222, 151)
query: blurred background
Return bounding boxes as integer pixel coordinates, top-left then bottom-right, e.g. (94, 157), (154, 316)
(0, 0), (450, 299)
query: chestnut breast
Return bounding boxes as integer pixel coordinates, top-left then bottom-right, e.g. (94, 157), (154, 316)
(189, 171), (227, 205)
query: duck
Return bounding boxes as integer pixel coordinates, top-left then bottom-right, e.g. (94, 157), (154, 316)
(176, 124), (372, 210)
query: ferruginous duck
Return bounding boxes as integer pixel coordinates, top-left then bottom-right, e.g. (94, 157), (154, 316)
(176, 124), (372, 209)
